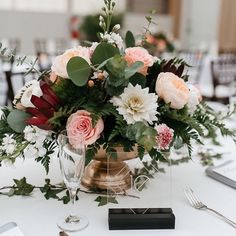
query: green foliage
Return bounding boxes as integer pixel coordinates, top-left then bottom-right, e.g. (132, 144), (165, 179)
(7, 109), (30, 133)
(129, 73), (146, 88)
(104, 56), (144, 96)
(125, 30), (135, 47)
(13, 177), (34, 196)
(0, 177), (34, 197)
(0, 108), (14, 139)
(137, 145), (145, 159)
(91, 42), (119, 66)
(108, 113), (126, 141)
(85, 144), (99, 165)
(126, 122), (157, 151)
(0, 43), (41, 75)
(35, 139), (57, 174)
(194, 103), (236, 142)
(49, 105), (83, 131)
(95, 195), (118, 206)
(67, 56), (91, 86)
(51, 78), (85, 103)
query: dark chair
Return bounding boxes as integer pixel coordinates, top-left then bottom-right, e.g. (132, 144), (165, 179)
(177, 50), (206, 84)
(210, 58), (236, 104)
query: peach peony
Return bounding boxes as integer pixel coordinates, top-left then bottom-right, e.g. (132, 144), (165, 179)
(187, 84), (202, 114)
(156, 72), (190, 109)
(124, 47), (155, 75)
(66, 110), (104, 148)
(51, 46), (91, 79)
(49, 71), (58, 83)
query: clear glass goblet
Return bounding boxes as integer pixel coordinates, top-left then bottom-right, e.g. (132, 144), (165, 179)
(57, 132), (89, 232)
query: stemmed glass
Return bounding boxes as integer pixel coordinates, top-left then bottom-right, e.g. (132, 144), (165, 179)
(57, 132), (89, 232)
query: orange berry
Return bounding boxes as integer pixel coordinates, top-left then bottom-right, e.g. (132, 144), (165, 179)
(97, 72), (104, 80)
(88, 80), (94, 87)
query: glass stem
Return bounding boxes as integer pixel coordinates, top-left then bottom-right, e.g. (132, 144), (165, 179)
(69, 188), (77, 217)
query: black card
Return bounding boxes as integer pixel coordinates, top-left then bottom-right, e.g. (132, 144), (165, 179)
(108, 208), (175, 230)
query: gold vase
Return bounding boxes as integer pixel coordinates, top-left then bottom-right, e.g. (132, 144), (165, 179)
(81, 146), (138, 192)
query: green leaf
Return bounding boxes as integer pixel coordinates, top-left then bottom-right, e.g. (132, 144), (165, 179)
(129, 73), (146, 88)
(124, 61), (144, 79)
(7, 109), (30, 133)
(104, 82), (125, 96)
(13, 177), (35, 196)
(91, 42), (119, 65)
(125, 31), (135, 47)
(95, 196), (118, 206)
(106, 55), (127, 78)
(67, 56), (91, 87)
(126, 122), (157, 151)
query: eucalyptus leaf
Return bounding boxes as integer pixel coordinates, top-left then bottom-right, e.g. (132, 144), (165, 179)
(106, 55), (127, 78)
(67, 56), (91, 87)
(92, 42), (119, 65)
(124, 61), (144, 79)
(126, 122), (157, 151)
(7, 109), (30, 133)
(125, 31), (135, 47)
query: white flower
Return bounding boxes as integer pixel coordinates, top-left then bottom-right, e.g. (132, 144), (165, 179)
(23, 125), (49, 146)
(187, 84), (202, 114)
(110, 83), (158, 124)
(112, 24), (121, 32)
(2, 134), (15, 146)
(110, 32), (123, 49)
(100, 32), (123, 49)
(38, 147), (47, 157)
(23, 144), (38, 159)
(14, 80), (43, 108)
(5, 144), (16, 155)
(0, 109), (3, 119)
(1, 134), (16, 155)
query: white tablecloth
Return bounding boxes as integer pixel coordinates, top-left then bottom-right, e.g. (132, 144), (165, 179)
(1, 133), (236, 236)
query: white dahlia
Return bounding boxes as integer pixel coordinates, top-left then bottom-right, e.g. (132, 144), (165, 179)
(110, 83), (158, 125)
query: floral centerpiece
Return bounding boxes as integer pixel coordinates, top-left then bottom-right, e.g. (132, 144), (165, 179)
(0, 0), (235, 192)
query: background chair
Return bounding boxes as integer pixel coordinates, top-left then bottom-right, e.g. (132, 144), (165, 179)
(210, 57), (236, 104)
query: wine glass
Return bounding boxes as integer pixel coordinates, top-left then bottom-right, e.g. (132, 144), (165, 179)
(57, 132), (89, 232)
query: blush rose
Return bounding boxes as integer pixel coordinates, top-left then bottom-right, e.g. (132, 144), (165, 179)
(124, 47), (155, 76)
(66, 110), (104, 148)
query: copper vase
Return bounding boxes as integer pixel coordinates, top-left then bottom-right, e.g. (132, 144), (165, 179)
(81, 146), (138, 192)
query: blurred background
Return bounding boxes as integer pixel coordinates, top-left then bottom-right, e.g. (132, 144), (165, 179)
(0, 0), (236, 106)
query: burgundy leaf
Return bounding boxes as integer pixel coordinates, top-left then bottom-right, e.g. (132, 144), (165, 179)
(31, 95), (51, 110)
(25, 117), (52, 130)
(176, 64), (185, 77)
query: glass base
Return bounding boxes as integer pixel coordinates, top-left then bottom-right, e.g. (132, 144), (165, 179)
(57, 215), (89, 232)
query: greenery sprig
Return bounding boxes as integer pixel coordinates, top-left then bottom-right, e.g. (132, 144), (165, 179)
(0, 177), (140, 206)
(0, 42), (41, 76)
(99, 0), (116, 33)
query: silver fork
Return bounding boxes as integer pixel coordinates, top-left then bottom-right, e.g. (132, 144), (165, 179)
(184, 187), (236, 229)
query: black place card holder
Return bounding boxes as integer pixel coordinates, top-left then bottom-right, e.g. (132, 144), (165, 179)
(108, 208), (175, 230)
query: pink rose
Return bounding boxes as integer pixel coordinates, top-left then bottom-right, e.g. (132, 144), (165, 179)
(124, 47), (155, 75)
(155, 124), (174, 150)
(51, 46), (91, 79)
(155, 72), (190, 109)
(66, 110), (104, 148)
